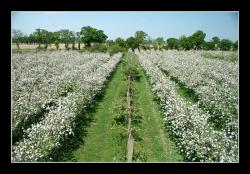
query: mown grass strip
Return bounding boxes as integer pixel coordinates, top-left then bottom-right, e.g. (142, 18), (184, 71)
(202, 52), (238, 62)
(67, 57), (128, 162)
(161, 69), (199, 104)
(128, 53), (183, 162)
(56, 52), (183, 162)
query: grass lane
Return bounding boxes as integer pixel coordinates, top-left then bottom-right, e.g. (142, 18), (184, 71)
(71, 59), (127, 162)
(68, 52), (183, 162)
(130, 53), (183, 162)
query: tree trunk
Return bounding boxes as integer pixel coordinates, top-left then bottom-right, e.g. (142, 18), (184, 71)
(78, 43), (80, 50)
(16, 42), (20, 49)
(72, 43), (75, 50)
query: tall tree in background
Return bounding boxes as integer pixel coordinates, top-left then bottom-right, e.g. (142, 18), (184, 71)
(80, 26), (108, 47)
(115, 37), (126, 48)
(212, 36), (220, 49)
(167, 38), (178, 49)
(154, 37), (165, 50)
(70, 31), (77, 50)
(12, 28), (237, 52)
(203, 41), (215, 50)
(28, 33), (36, 44)
(21, 34), (28, 44)
(178, 36), (192, 50)
(53, 31), (61, 50)
(134, 30), (148, 51)
(33, 29), (43, 48)
(46, 32), (54, 48)
(59, 29), (72, 49)
(40, 29), (49, 49)
(219, 39), (233, 51)
(12, 29), (23, 49)
(76, 32), (81, 50)
(233, 40), (238, 51)
(143, 36), (153, 50)
(190, 30), (206, 49)
(126, 37), (137, 52)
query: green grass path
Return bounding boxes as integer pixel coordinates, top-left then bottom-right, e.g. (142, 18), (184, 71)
(71, 60), (127, 162)
(131, 54), (183, 161)
(70, 53), (183, 162)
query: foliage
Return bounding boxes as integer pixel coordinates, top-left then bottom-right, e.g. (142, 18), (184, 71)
(12, 29), (24, 49)
(154, 37), (165, 50)
(190, 30), (206, 50)
(13, 28), (237, 52)
(178, 36), (192, 50)
(167, 38), (178, 49)
(80, 26), (108, 47)
(54, 40), (60, 50)
(203, 41), (215, 50)
(107, 44), (126, 56)
(212, 36), (220, 49)
(59, 29), (75, 49)
(126, 37), (137, 52)
(233, 40), (238, 51)
(134, 30), (148, 50)
(134, 31), (148, 45)
(115, 37), (127, 48)
(106, 40), (114, 47)
(86, 43), (108, 53)
(76, 32), (81, 50)
(219, 39), (233, 51)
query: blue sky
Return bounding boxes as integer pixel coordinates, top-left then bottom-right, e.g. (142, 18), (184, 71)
(12, 11), (238, 41)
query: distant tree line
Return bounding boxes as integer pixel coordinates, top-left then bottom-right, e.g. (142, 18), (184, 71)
(12, 27), (238, 51)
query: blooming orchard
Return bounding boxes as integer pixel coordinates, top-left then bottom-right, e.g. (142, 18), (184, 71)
(135, 50), (238, 162)
(12, 51), (122, 162)
(11, 49), (238, 162)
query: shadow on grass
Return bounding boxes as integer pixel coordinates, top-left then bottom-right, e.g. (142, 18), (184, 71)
(161, 69), (199, 103)
(136, 61), (186, 161)
(47, 58), (123, 162)
(48, 102), (98, 161)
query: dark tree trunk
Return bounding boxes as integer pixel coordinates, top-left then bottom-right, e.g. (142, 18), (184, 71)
(16, 42), (20, 49)
(78, 43), (80, 50)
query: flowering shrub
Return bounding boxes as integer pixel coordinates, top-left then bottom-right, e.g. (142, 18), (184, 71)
(12, 51), (111, 141)
(12, 51), (122, 162)
(135, 50), (238, 162)
(141, 50), (238, 130)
